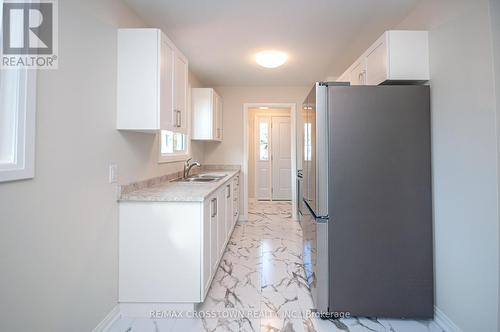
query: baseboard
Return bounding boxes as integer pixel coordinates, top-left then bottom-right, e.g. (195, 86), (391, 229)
(433, 306), (463, 332)
(92, 305), (121, 332)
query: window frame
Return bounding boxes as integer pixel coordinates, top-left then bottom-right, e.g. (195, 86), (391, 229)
(157, 129), (190, 163)
(0, 68), (37, 182)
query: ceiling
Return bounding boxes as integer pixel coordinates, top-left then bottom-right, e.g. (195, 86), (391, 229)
(124, 0), (420, 86)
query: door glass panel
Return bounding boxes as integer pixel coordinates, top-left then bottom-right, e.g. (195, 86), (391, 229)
(304, 123), (311, 161)
(259, 122), (269, 161)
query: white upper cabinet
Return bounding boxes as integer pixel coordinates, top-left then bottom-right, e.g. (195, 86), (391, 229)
(338, 30), (429, 86)
(160, 34), (175, 130)
(173, 52), (188, 134)
(117, 28), (189, 133)
(192, 88), (223, 141)
(349, 61), (366, 86)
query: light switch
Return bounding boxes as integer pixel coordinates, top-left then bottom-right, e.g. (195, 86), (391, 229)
(109, 164), (118, 183)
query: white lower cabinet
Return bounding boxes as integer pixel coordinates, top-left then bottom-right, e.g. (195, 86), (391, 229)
(217, 188), (227, 258)
(206, 194), (221, 294)
(203, 199), (212, 295)
(224, 182), (233, 242)
(119, 172), (240, 306)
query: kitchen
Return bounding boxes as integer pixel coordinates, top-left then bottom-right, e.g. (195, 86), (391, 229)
(0, 1), (499, 332)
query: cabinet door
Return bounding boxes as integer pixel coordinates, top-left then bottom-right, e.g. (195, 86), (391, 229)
(214, 93), (223, 141)
(211, 91), (218, 140)
(365, 40), (387, 86)
(218, 96), (223, 140)
(233, 176), (239, 223)
(173, 52), (188, 134)
(117, 29), (165, 131)
(217, 188), (226, 257)
(209, 196), (218, 275)
(160, 35), (175, 130)
(202, 200), (212, 297)
(349, 61), (366, 86)
(225, 182), (233, 237)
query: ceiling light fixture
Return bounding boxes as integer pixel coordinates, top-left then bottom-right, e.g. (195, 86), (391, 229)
(255, 50), (288, 68)
(259, 107), (269, 110)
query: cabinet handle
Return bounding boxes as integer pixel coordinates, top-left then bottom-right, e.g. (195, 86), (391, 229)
(227, 185), (231, 199)
(211, 198), (217, 218)
(174, 110), (181, 128)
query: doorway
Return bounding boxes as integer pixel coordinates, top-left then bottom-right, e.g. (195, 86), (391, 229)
(243, 103), (297, 221)
(252, 112), (292, 200)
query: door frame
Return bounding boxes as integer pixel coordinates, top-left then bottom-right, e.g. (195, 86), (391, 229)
(242, 103), (297, 221)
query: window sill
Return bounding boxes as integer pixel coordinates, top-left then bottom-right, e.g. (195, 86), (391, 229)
(0, 167), (35, 183)
(158, 153), (190, 164)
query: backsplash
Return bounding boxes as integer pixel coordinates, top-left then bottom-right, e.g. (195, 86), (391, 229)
(119, 164), (241, 196)
(201, 164), (241, 171)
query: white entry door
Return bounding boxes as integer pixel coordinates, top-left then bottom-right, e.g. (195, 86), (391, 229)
(255, 116), (272, 200)
(271, 117), (292, 200)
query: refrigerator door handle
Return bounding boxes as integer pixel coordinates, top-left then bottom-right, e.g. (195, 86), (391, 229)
(315, 83), (329, 217)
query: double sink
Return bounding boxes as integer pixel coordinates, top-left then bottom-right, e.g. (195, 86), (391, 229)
(172, 173), (227, 183)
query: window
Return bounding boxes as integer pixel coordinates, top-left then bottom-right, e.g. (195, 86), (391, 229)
(158, 130), (189, 162)
(0, 69), (36, 182)
(160, 130), (187, 154)
(0, 1), (37, 182)
(0, 71), (19, 164)
(259, 122), (269, 161)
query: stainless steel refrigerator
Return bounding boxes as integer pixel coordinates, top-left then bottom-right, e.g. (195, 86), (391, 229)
(299, 82), (433, 318)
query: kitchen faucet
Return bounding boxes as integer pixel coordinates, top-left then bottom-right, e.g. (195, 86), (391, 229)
(184, 158), (201, 179)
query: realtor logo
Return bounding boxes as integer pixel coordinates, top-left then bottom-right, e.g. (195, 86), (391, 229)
(1, 0), (58, 69)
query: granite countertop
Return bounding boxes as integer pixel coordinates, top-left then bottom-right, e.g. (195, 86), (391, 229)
(119, 170), (240, 203)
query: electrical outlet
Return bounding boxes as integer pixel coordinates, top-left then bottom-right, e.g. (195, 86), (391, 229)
(109, 164), (118, 183)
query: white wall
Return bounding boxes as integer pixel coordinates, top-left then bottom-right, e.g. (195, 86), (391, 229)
(0, 1), (200, 331)
(203, 87), (310, 165)
(396, 1), (499, 331)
